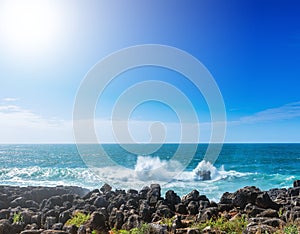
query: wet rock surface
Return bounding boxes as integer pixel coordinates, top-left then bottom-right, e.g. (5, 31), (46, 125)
(0, 181), (300, 233)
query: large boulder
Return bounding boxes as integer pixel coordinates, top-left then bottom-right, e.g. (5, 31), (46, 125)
(147, 184), (161, 206)
(0, 219), (17, 234)
(86, 212), (108, 233)
(182, 190), (200, 205)
(232, 186), (261, 209)
(293, 180), (300, 187)
(255, 192), (281, 210)
(165, 190), (181, 211)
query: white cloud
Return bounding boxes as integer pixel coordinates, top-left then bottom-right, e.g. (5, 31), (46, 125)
(0, 104), (72, 143)
(2, 101), (299, 143)
(2, 97), (19, 102)
(239, 101), (300, 123)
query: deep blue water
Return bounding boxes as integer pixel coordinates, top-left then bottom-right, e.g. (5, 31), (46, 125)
(0, 144), (299, 201)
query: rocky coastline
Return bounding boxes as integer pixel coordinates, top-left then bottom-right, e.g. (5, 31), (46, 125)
(1, 181), (300, 234)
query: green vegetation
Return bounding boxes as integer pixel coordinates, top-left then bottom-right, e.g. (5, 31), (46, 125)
(192, 215), (248, 234)
(13, 212), (24, 224)
(65, 211), (91, 227)
(282, 224), (298, 234)
(111, 223), (153, 234)
(278, 208), (284, 218)
(159, 217), (175, 229)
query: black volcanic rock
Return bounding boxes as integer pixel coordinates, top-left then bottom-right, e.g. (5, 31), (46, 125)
(1, 181), (300, 233)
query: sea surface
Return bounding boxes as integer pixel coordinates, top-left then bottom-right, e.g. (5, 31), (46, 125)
(0, 144), (299, 201)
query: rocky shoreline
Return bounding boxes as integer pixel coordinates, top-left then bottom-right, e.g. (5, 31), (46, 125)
(1, 181), (300, 234)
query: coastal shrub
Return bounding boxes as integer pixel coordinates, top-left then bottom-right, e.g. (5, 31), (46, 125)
(193, 215), (248, 233)
(278, 208), (284, 218)
(65, 211), (91, 227)
(159, 217), (175, 228)
(111, 223), (153, 234)
(283, 224), (298, 234)
(13, 212), (24, 224)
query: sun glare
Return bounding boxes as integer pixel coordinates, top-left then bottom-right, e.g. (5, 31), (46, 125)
(0, 0), (62, 56)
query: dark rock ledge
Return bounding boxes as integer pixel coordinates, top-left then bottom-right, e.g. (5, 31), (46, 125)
(0, 181), (300, 234)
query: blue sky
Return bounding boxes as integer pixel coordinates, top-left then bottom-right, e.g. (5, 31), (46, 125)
(0, 0), (299, 143)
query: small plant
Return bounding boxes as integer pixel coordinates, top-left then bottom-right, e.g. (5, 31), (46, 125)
(13, 212), (24, 224)
(159, 217), (175, 228)
(131, 223), (152, 234)
(111, 223), (153, 234)
(278, 208), (284, 218)
(283, 224), (298, 234)
(193, 215), (248, 233)
(65, 211), (91, 227)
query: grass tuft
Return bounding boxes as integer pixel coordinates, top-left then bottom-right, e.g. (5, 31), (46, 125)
(13, 212), (24, 224)
(65, 211), (91, 227)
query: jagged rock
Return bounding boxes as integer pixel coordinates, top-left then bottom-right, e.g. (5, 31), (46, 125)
(45, 217), (57, 230)
(25, 200), (39, 209)
(256, 192), (281, 210)
(172, 215), (185, 232)
(288, 187), (300, 197)
(31, 214), (42, 228)
(196, 170), (211, 181)
(52, 223), (63, 230)
(187, 201), (199, 215)
(11, 197), (27, 207)
(182, 190), (200, 205)
(0, 209), (10, 220)
(232, 186), (261, 209)
(219, 192), (234, 204)
(149, 223), (167, 234)
(20, 230), (44, 234)
(86, 212), (108, 232)
(262, 218), (285, 227)
(147, 184), (161, 206)
(24, 223), (39, 230)
(45, 196), (63, 209)
(165, 190), (181, 211)
(82, 189), (100, 200)
(199, 200), (210, 210)
(187, 228), (200, 234)
(257, 209), (279, 218)
(138, 186), (150, 200)
(202, 226), (215, 234)
(244, 204), (264, 217)
(58, 210), (71, 224)
(197, 207), (219, 222)
(0, 219), (17, 234)
(139, 200), (151, 222)
(109, 210), (124, 230)
(155, 205), (174, 219)
(218, 203), (233, 212)
(77, 225), (86, 234)
(93, 196), (108, 208)
(62, 224), (77, 234)
(41, 230), (68, 234)
(267, 188), (287, 201)
(175, 203), (188, 214)
(122, 214), (140, 230)
(293, 180), (300, 187)
(243, 224), (275, 234)
(100, 184), (112, 194)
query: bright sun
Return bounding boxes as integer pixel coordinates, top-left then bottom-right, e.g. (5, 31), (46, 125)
(0, 0), (62, 56)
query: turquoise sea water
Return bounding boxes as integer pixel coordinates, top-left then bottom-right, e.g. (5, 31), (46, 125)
(0, 144), (299, 201)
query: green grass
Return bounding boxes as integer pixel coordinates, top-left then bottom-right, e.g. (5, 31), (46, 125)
(13, 212), (23, 224)
(65, 211), (91, 227)
(283, 224), (298, 234)
(159, 217), (175, 229)
(192, 215), (248, 234)
(111, 223), (153, 234)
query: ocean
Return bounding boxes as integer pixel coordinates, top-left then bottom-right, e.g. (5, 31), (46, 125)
(0, 144), (299, 201)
